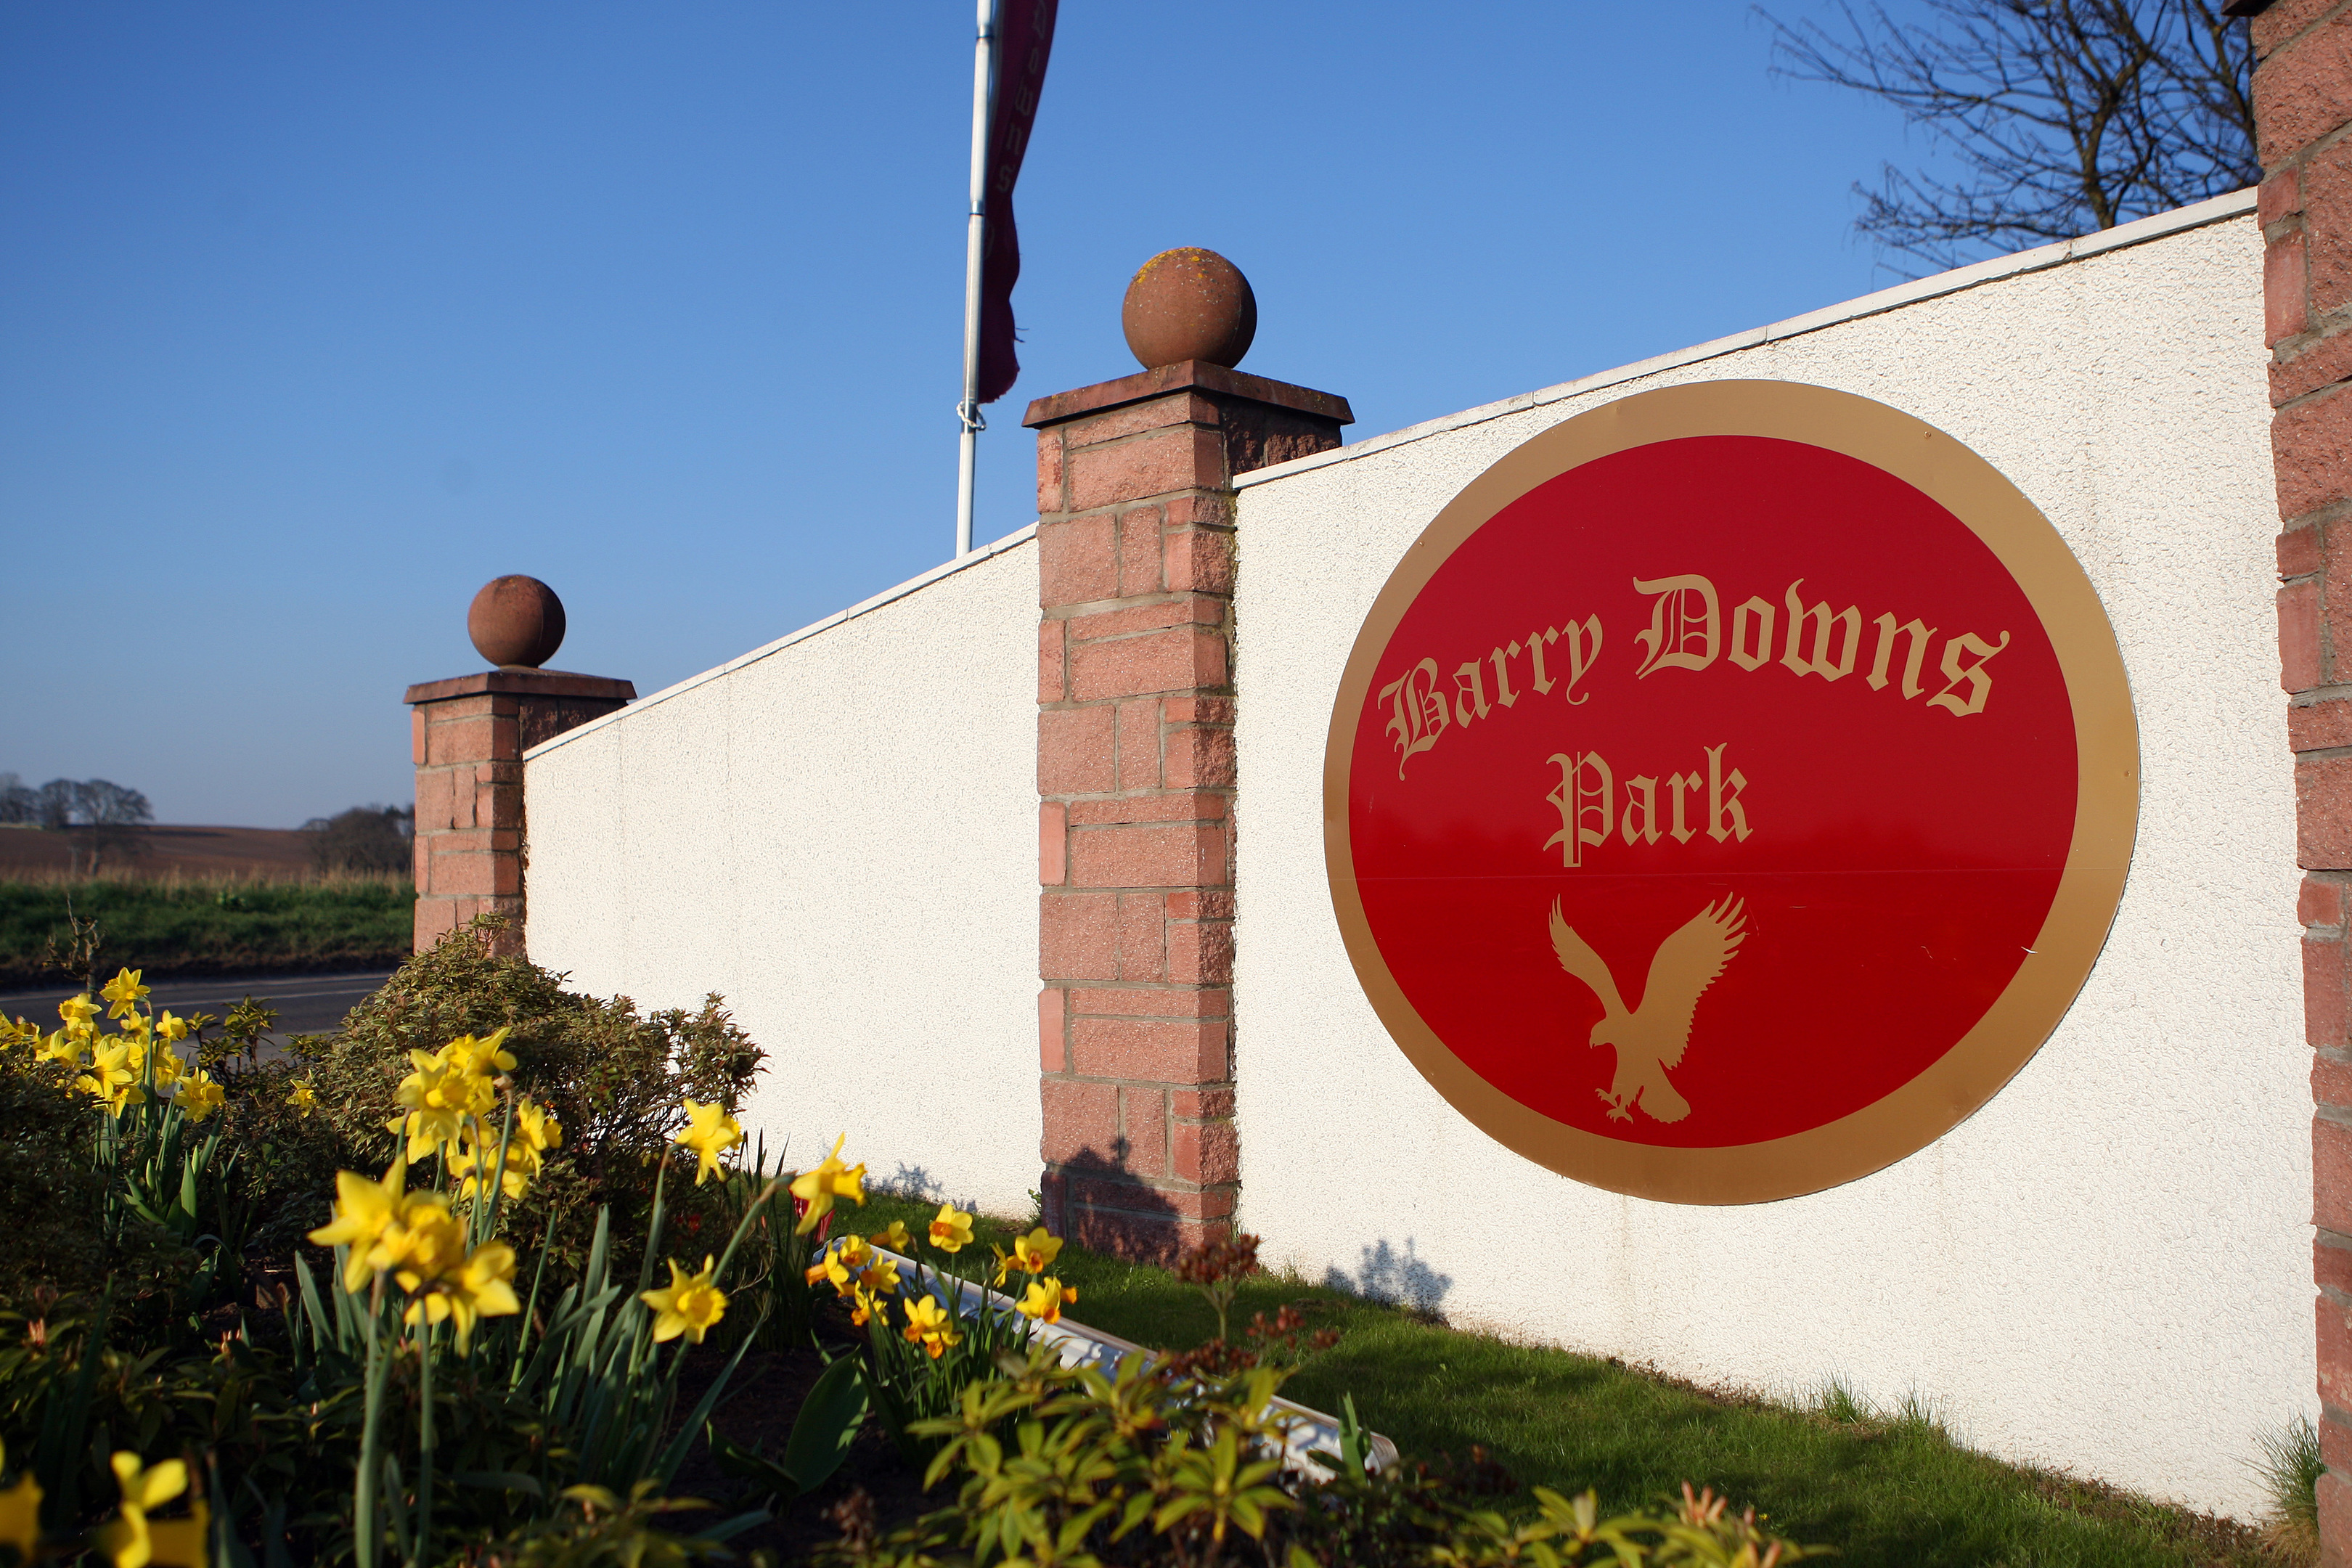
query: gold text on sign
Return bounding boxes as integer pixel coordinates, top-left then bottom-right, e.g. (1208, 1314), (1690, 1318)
(1633, 573), (2009, 716)
(1545, 744), (1752, 867)
(1377, 614), (1604, 777)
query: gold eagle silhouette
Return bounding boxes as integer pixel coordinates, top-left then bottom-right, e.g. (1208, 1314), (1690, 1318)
(1548, 895), (1747, 1124)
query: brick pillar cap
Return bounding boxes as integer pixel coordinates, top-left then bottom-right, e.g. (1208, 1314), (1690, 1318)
(404, 669), (638, 706)
(1023, 359), (1354, 430)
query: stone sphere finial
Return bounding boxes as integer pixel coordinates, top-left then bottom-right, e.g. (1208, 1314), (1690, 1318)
(1122, 248), (1257, 371)
(468, 576), (566, 669)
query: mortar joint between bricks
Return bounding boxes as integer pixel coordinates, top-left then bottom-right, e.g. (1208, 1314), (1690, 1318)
(2323, 1406), (2352, 1449)
(2274, 305), (2352, 361)
(2259, 1), (2352, 60)
(2274, 306), (2352, 369)
(2282, 104), (2352, 168)
(2274, 376), (2352, 421)
(1043, 484), (1214, 519)
(2321, 1103), (2352, 1133)
(2293, 499), (2352, 536)
(1045, 593), (1228, 624)
(1063, 422), (1212, 452)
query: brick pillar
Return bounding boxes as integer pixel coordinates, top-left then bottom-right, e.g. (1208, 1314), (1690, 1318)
(2240, 0), (2352, 1557)
(1027, 359), (1350, 1259)
(405, 669), (633, 955)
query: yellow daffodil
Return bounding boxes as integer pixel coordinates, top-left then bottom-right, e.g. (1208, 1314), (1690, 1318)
(100, 968), (149, 1020)
(870, 1219), (911, 1251)
(59, 993), (97, 1030)
(38, 1028), (83, 1066)
(76, 1042), (143, 1116)
(441, 1027), (518, 1077)
(155, 1011), (189, 1043)
(0, 1441), (42, 1565)
(388, 1198), (466, 1294)
(94, 1451), (207, 1568)
(1010, 1228), (1062, 1271)
(640, 1257), (728, 1344)
(144, 1045), (184, 1098)
(847, 1284), (880, 1328)
(515, 1096), (561, 1153)
(992, 1226), (1064, 1283)
(404, 1241), (520, 1355)
(393, 1050), (489, 1159)
(449, 1135), (538, 1202)
(926, 1204), (974, 1254)
(804, 1235), (873, 1293)
(671, 1098), (743, 1186)
(287, 1079), (319, 1117)
(176, 1072), (224, 1124)
(860, 1255), (903, 1297)
(444, 1095), (561, 1201)
(1017, 1277), (1078, 1325)
(307, 1157), (412, 1292)
(902, 1294), (962, 1360)
(788, 1134), (865, 1234)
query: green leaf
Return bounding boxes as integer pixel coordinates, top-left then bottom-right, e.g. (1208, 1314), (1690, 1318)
(454, 1471), (547, 1500)
(700, 1508), (774, 1543)
(1339, 1392), (1370, 1480)
(706, 1426), (799, 1499)
(780, 1352), (870, 1495)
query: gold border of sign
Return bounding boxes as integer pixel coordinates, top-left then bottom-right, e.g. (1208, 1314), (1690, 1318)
(1323, 380), (2139, 1205)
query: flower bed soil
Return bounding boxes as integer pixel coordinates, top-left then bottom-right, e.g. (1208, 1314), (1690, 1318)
(670, 1310), (933, 1562)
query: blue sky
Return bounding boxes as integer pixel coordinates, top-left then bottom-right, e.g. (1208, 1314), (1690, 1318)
(1, 2), (1959, 827)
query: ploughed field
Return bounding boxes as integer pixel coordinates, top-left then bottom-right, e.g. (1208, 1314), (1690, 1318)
(0, 822), (313, 879)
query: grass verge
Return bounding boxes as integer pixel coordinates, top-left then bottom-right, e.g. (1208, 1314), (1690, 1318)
(0, 876), (414, 988)
(844, 1190), (2277, 1568)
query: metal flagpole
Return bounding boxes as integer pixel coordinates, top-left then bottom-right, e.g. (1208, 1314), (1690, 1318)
(956, 0), (998, 558)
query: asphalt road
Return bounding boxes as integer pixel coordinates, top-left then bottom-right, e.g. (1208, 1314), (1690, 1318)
(0, 971), (393, 1048)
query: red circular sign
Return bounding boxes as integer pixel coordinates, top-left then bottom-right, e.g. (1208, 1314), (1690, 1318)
(1325, 383), (2136, 1203)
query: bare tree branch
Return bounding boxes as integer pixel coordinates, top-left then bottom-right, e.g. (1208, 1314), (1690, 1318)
(1760, 0), (2258, 273)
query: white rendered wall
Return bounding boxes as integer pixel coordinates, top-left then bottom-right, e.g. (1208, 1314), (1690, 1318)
(1230, 198), (2307, 1519)
(523, 531), (1041, 1216)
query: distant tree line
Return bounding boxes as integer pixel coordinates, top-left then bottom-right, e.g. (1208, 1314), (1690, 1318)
(0, 773), (155, 835)
(303, 804), (415, 875)
(1, 774), (413, 879)
(1, 772), (155, 870)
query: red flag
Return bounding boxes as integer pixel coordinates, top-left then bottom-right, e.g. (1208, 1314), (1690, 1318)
(976, 0), (1057, 404)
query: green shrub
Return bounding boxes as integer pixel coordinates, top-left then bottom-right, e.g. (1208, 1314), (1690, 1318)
(438, 1484), (748, 1568)
(0, 1047), (192, 1315)
(295, 916), (764, 1270)
(0, 932), (799, 1568)
(825, 1351), (1822, 1568)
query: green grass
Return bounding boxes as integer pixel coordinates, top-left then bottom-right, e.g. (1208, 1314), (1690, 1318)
(0, 878), (415, 989)
(844, 1191), (2276, 1568)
